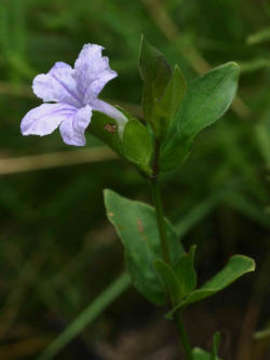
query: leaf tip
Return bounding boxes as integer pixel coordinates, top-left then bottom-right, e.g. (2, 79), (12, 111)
(138, 34), (148, 63)
(225, 61), (241, 73)
(231, 254), (256, 274)
(139, 34), (145, 54)
(103, 188), (110, 196)
(103, 188), (114, 205)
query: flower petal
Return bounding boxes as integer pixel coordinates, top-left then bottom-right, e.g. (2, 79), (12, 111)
(93, 99), (127, 122)
(73, 44), (117, 103)
(33, 62), (81, 107)
(21, 103), (77, 136)
(59, 105), (92, 146)
(84, 71), (117, 104)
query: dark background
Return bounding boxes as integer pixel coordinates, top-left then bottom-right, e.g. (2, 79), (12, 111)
(1, 0), (270, 359)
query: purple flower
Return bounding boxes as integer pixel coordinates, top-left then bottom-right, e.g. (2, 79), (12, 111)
(21, 44), (127, 146)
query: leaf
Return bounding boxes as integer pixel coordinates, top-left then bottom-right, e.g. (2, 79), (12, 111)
(173, 245), (197, 297)
(193, 348), (222, 360)
(154, 246), (197, 305)
(90, 111), (123, 155)
(139, 36), (171, 84)
(155, 65), (187, 137)
(167, 255), (255, 316)
(104, 189), (185, 305)
(122, 118), (153, 175)
(91, 108), (153, 175)
(139, 36), (172, 134)
(153, 259), (182, 305)
(193, 348), (211, 360)
(139, 38), (187, 139)
(160, 62), (240, 172)
(177, 62), (240, 138)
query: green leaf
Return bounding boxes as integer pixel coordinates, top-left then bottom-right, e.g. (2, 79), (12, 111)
(90, 111), (123, 155)
(91, 108), (153, 175)
(154, 65), (187, 138)
(139, 36), (172, 132)
(104, 189), (185, 305)
(193, 348), (211, 360)
(153, 246), (197, 305)
(153, 259), (182, 305)
(139, 38), (187, 139)
(168, 255), (255, 316)
(193, 348), (222, 360)
(173, 245), (197, 297)
(122, 118), (153, 175)
(160, 62), (240, 172)
(177, 62), (239, 138)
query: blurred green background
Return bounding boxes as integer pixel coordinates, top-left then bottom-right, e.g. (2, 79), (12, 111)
(1, 0), (270, 359)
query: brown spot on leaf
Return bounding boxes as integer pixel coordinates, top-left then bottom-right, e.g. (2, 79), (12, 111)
(108, 212), (114, 217)
(104, 123), (117, 133)
(137, 218), (144, 233)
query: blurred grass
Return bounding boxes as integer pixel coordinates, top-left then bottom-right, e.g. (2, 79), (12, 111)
(1, 0), (270, 359)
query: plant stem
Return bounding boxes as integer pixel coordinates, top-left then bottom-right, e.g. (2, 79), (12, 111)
(151, 178), (170, 263)
(151, 178), (193, 359)
(151, 139), (170, 264)
(175, 312), (193, 360)
(150, 140), (193, 359)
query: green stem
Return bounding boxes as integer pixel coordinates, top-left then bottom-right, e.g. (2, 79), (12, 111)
(150, 140), (193, 359)
(175, 312), (193, 360)
(151, 178), (170, 263)
(151, 179), (193, 359)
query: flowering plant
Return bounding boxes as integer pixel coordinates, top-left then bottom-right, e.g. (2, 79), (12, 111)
(21, 38), (255, 359)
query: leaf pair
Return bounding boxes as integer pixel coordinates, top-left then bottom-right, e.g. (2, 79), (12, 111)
(139, 36), (186, 139)
(154, 245), (197, 306)
(104, 189), (185, 305)
(104, 190), (255, 309)
(139, 37), (240, 172)
(166, 254), (255, 318)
